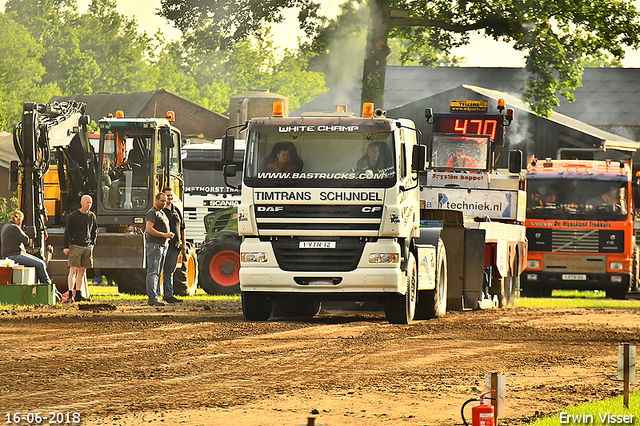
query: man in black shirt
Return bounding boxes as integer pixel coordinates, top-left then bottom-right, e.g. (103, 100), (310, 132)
(161, 187), (186, 304)
(145, 192), (174, 306)
(63, 195), (97, 302)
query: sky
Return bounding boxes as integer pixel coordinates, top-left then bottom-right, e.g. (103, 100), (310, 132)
(1, 0), (639, 67)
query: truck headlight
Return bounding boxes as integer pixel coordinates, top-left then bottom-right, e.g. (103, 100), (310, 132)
(241, 252), (268, 263)
(610, 262), (624, 271)
(369, 253), (399, 263)
(527, 259), (540, 269)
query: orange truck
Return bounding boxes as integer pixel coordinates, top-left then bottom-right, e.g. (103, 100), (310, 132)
(522, 158), (638, 299)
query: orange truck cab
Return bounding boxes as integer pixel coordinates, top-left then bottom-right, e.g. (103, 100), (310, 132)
(522, 158), (637, 299)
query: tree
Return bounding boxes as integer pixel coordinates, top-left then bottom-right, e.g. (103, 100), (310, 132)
(0, 13), (59, 131)
(160, 30), (327, 114)
(6, 0), (164, 95)
(159, 0), (640, 117)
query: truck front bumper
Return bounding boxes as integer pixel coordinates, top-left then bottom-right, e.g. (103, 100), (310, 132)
(239, 238), (405, 295)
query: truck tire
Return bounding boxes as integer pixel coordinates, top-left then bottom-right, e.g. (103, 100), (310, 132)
(242, 292), (273, 321)
(520, 284), (552, 298)
(416, 243), (447, 319)
(198, 238), (240, 295)
(173, 248), (198, 296)
(385, 252), (417, 324)
(272, 295), (322, 318)
(117, 268), (146, 295)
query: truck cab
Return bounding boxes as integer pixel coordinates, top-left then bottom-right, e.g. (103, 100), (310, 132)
(225, 104), (439, 323)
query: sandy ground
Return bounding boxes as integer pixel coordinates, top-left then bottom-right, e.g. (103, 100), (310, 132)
(1, 299), (639, 425)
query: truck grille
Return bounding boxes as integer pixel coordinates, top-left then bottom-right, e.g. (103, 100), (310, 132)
(528, 228), (624, 254)
(271, 237), (365, 272)
(255, 204), (382, 235)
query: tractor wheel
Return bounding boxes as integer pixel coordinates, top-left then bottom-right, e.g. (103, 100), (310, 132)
(198, 238), (240, 295)
(173, 247), (198, 296)
(116, 268), (146, 295)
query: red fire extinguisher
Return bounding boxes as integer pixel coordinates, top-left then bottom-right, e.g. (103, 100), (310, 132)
(461, 390), (495, 426)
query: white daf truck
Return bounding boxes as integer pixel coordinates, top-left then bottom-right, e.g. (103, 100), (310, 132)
(222, 100), (526, 323)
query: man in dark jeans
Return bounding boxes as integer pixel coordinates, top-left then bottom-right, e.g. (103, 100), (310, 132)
(161, 187), (186, 304)
(63, 194), (97, 302)
(145, 192), (174, 306)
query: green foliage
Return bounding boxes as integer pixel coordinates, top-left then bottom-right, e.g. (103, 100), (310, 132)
(161, 31), (326, 115)
(529, 391), (640, 426)
(6, 0), (162, 95)
(516, 291), (640, 309)
(159, 0), (640, 116)
(2, 0), (325, 119)
(0, 197), (18, 230)
(0, 13), (60, 131)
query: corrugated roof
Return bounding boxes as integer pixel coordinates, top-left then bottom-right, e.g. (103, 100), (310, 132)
(293, 66), (640, 127)
(0, 132), (18, 169)
(463, 85), (640, 152)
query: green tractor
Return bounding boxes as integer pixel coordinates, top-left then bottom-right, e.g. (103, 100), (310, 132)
(197, 206), (240, 294)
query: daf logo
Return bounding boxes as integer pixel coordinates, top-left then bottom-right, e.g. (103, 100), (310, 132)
(257, 206), (284, 212)
(362, 206), (382, 213)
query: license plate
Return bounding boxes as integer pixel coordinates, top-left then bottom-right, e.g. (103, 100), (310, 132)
(299, 241), (336, 249)
(562, 274), (587, 280)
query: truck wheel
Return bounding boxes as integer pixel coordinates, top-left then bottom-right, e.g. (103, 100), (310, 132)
(242, 292), (273, 321)
(607, 287), (629, 300)
(272, 295), (322, 318)
(520, 285), (553, 298)
(416, 243), (447, 319)
(385, 252), (417, 324)
(173, 248), (198, 296)
(198, 239), (240, 295)
(117, 268), (146, 295)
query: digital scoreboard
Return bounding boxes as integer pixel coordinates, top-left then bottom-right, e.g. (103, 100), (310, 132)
(433, 114), (505, 145)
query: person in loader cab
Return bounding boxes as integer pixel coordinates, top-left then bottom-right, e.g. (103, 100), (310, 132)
(1, 210), (52, 286)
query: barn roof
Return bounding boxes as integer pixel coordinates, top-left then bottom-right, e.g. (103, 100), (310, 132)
(293, 66), (640, 127)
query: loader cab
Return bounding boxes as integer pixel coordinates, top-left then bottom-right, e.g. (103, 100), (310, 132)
(96, 112), (182, 227)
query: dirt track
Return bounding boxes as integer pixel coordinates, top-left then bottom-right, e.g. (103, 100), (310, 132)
(1, 300), (639, 426)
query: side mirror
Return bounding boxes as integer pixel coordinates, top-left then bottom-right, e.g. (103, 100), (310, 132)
(508, 149), (523, 173)
(160, 129), (174, 148)
(224, 164), (237, 177)
(411, 145), (427, 173)
(221, 135), (235, 163)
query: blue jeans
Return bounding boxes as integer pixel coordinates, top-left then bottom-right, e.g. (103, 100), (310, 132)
(163, 248), (180, 299)
(145, 242), (167, 301)
(8, 253), (52, 285)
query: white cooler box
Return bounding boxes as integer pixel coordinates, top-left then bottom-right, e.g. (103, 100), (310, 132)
(13, 267), (37, 284)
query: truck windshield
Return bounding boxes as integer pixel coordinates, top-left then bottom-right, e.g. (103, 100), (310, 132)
(430, 134), (490, 171)
(243, 131), (396, 188)
(183, 163), (242, 195)
(527, 179), (629, 220)
(99, 130), (153, 211)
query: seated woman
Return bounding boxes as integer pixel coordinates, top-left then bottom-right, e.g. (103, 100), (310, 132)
(1, 210), (52, 285)
(357, 142), (389, 172)
(263, 142), (304, 173)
